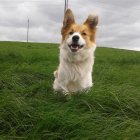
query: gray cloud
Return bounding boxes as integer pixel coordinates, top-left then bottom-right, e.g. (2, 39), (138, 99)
(0, 0), (140, 51)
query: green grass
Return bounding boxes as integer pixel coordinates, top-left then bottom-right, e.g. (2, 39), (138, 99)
(0, 41), (140, 140)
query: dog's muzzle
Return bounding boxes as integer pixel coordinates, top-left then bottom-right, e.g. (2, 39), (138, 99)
(68, 35), (84, 52)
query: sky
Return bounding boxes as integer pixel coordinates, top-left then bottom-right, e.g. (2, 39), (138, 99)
(0, 0), (140, 51)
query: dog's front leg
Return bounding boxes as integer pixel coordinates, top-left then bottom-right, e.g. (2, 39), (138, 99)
(80, 72), (93, 89)
(53, 78), (69, 93)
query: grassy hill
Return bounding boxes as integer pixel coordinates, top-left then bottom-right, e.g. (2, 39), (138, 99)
(0, 41), (140, 140)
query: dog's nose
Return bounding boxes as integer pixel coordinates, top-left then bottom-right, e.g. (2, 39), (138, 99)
(72, 35), (79, 42)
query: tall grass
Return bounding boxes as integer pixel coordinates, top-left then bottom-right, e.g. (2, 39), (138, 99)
(0, 42), (140, 140)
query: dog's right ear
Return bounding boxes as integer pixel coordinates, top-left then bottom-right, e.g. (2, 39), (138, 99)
(61, 9), (75, 34)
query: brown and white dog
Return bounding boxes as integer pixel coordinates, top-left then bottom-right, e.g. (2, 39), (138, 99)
(53, 9), (98, 93)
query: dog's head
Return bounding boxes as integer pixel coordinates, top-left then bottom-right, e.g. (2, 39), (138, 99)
(61, 9), (98, 53)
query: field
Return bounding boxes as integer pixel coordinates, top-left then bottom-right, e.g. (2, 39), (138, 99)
(0, 41), (140, 140)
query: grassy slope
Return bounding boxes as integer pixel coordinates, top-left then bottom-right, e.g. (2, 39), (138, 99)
(0, 41), (140, 140)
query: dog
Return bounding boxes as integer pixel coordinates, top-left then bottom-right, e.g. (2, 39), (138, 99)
(53, 9), (98, 93)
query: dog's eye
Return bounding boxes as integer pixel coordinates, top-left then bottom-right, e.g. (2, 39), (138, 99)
(82, 32), (87, 36)
(69, 31), (74, 35)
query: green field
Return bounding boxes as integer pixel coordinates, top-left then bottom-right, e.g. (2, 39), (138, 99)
(0, 41), (140, 140)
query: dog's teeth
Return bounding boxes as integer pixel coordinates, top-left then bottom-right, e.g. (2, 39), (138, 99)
(71, 46), (78, 49)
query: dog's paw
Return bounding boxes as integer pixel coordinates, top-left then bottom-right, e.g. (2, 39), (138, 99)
(53, 70), (58, 78)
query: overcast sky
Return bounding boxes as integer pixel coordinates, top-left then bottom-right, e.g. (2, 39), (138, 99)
(0, 0), (140, 51)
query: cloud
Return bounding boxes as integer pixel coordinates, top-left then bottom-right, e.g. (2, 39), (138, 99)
(0, 0), (140, 51)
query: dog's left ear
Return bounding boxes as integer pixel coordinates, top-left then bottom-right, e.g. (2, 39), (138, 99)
(84, 13), (98, 29)
(61, 9), (75, 34)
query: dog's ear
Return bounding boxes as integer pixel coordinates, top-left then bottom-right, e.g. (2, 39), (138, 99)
(61, 9), (75, 34)
(84, 13), (98, 29)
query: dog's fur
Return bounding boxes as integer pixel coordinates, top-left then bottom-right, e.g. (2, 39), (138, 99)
(53, 9), (98, 93)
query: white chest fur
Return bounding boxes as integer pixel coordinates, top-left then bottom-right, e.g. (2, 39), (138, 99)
(53, 44), (96, 93)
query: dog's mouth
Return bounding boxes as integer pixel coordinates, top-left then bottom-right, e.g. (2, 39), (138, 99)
(68, 44), (84, 52)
